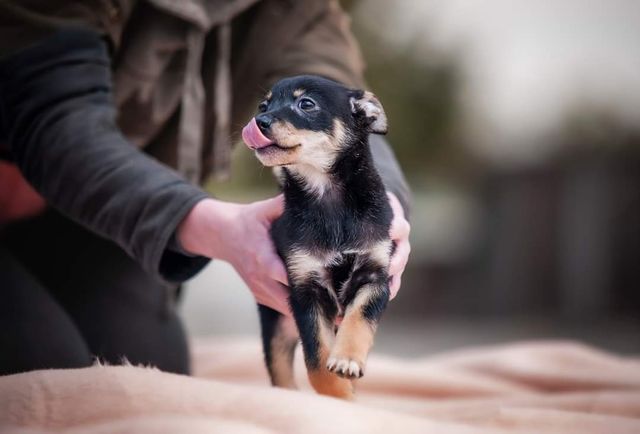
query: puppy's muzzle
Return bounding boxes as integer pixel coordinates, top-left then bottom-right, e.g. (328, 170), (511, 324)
(242, 117), (274, 150)
(255, 114), (273, 134)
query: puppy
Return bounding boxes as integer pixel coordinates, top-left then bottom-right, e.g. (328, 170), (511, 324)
(242, 75), (392, 400)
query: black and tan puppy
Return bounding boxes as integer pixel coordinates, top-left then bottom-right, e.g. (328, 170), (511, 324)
(242, 75), (392, 400)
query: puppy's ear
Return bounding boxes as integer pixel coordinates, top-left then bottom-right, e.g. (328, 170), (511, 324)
(350, 90), (388, 134)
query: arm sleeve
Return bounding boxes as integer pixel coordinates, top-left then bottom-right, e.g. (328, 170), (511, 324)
(261, 0), (412, 217)
(369, 134), (412, 218)
(0, 28), (210, 282)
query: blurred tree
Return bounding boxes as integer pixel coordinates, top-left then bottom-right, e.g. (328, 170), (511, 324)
(349, 6), (465, 188)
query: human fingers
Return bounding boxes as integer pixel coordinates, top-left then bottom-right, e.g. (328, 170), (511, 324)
(389, 213), (410, 241)
(255, 194), (285, 221)
(389, 237), (410, 277)
(255, 280), (291, 316)
(389, 275), (401, 300)
(264, 251), (289, 286)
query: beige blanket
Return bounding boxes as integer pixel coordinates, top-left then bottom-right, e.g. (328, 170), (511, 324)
(1, 339), (639, 433)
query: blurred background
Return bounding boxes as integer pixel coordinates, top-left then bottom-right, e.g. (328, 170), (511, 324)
(181, 0), (640, 356)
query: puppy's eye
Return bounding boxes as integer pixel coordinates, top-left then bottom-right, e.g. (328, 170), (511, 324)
(298, 98), (316, 111)
(258, 101), (268, 113)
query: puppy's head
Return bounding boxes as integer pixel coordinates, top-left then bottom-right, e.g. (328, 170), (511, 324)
(242, 75), (387, 170)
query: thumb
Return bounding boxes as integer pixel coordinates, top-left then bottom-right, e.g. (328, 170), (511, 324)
(257, 194), (284, 221)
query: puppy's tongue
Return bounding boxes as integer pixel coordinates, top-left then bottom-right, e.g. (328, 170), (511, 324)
(242, 118), (274, 149)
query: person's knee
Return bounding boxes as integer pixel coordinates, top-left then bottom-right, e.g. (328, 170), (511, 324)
(0, 292), (94, 375)
(86, 311), (191, 375)
(0, 327), (92, 376)
(0, 248), (93, 376)
(71, 287), (191, 375)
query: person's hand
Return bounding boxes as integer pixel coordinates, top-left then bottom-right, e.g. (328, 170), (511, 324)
(177, 196), (291, 316)
(387, 192), (411, 299)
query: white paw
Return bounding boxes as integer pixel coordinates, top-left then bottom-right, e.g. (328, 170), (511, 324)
(326, 356), (364, 379)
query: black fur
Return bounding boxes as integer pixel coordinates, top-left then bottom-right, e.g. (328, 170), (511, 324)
(258, 305), (280, 374)
(289, 282), (338, 369)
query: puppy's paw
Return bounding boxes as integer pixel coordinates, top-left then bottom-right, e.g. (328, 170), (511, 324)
(326, 355), (364, 379)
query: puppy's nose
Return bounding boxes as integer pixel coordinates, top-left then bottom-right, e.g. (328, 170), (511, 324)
(256, 114), (273, 133)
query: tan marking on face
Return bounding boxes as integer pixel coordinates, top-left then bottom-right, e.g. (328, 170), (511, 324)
(296, 119), (346, 171)
(265, 90), (272, 100)
(268, 119), (345, 166)
(267, 119), (347, 195)
(269, 120), (329, 150)
(253, 120), (303, 167)
(331, 118), (350, 147)
(253, 143), (302, 168)
(254, 119), (349, 194)
(293, 88), (305, 98)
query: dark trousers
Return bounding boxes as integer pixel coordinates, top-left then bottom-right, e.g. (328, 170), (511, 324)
(0, 211), (190, 376)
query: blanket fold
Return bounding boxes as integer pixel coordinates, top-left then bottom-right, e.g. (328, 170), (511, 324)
(1, 339), (639, 433)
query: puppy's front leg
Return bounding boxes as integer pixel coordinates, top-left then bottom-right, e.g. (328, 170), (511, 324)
(328, 281), (389, 380)
(290, 283), (354, 400)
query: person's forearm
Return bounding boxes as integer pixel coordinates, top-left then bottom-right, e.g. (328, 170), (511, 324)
(369, 134), (412, 218)
(0, 28), (209, 281)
